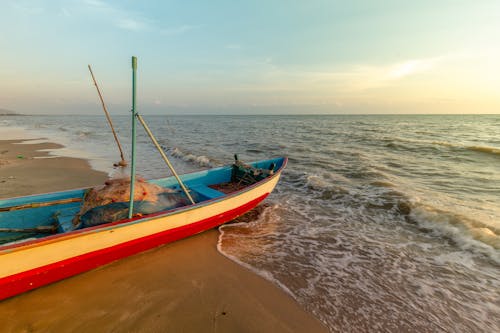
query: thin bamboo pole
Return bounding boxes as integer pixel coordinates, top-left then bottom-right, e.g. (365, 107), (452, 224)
(0, 198), (82, 212)
(136, 114), (196, 205)
(128, 56), (138, 219)
(0, 226), (57, 234)
(87, 65), (127, 167)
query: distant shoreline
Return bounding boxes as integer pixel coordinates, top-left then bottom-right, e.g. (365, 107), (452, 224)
(0, 109), (27, 116)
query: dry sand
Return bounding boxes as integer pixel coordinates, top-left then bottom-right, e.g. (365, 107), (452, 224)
(0, 139), (327, 332)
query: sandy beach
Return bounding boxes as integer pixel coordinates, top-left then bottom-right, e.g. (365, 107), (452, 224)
(0, 139), (327, 332)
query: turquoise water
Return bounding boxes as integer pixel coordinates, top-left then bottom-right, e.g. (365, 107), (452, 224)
(2, 114), (499, 332)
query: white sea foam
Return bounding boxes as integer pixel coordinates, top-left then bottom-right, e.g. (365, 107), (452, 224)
(431, 141), (500, 156)
(410, 204), (500, 264)
(217, 205), (296, 298)
(170, 147), (213, 167)
(306, 174), (328, 190)
(217, 229), (296, 298)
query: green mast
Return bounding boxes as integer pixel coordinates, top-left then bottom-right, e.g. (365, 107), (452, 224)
(128, 56), (138, 219)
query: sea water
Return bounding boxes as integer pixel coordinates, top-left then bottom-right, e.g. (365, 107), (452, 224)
(1, 114), (499, 332)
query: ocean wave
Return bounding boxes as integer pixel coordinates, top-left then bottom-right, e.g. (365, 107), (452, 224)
(383, 140), (422, 153)
(303, 174), (352, 198)
(432, 141), (500, 156)
(370, 180), (396, 188)
(431, 140), (456, 148)
(384, 137), (500, 157)
(295, 170), (407, 214)
(245, 148), (263, 154)
(77, 130), (94, 138)
(467, 145), (500, 156)
(169, 147), (214, 167)
(409, 203), (500, 264)
(306, 174), (329, 190)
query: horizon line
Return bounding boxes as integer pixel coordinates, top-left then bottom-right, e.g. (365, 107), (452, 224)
(4, 112), (499, 117)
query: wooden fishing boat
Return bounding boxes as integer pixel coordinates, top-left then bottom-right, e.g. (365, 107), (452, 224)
(0, 157), (287, 300)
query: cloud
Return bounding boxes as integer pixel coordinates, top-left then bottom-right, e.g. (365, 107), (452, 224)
(293, 56), (444, 92)
(215, 55), (453, 112)
(225, 55), (442, 95)
(386, 59), (437, 80)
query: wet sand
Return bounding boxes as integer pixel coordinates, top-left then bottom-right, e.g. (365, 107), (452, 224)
(0, 139), (107, 198)
(0, 139), (327, 332)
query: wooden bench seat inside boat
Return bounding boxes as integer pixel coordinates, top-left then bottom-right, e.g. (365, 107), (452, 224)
(189, 184), (225, 200)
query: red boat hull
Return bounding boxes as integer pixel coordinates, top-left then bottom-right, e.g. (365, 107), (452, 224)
(0, 194), (268, 300)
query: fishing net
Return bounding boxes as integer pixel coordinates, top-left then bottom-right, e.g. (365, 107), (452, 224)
(73, 177), (186, 229)
(231, 160), (274, 185)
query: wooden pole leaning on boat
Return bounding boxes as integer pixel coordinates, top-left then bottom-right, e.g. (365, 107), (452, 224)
(88, 64), (127, 167)
(135, 114), (196, 205)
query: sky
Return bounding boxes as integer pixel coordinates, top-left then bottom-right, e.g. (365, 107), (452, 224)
(1, 0), (499, 115)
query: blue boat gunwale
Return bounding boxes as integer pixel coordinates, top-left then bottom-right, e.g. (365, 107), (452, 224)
(0, 157), (287, 252)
